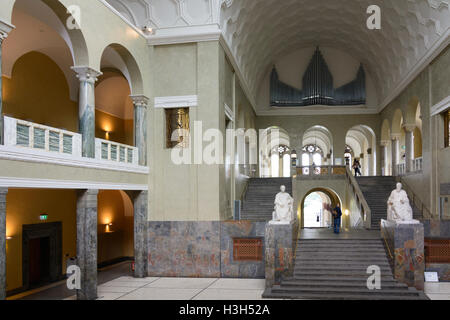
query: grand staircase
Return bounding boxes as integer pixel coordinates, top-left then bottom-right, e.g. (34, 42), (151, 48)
(263, 238), (428, 300)
(240, 178), (292, 221)
(356, 176), (423, 229)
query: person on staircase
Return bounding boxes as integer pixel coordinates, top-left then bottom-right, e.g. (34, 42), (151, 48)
(332, 203), (343, 234)
(352, 159), (362, 177)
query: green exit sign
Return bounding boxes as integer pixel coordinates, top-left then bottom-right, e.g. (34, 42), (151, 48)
(39, 214), (48, 221)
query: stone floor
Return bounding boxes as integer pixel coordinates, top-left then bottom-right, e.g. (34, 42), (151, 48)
(63, 277), (450, 301)
(65, 277), (268, 300)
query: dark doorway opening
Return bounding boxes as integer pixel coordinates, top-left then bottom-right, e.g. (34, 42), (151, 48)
(28, 237), (51, 286)
(22, 222), (62, 290)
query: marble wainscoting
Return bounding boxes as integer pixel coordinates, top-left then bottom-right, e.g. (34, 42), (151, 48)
(426, 263), (450, 282)
(381, 219), (425, 290)
(147, 221), (268, 279)
(264, 221), (299, 289)
(220, 221), (266, 279)
(423, 220), (450, 238)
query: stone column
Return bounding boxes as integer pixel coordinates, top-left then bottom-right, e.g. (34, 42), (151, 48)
(0, 188), (7, 300)
(76, 189), (98, 300)
(72, 67), (102, 158)
(134, 191), (148, 278)
(380, 140), (389, 176)
(130, 95), (149, 166)
(391, 134), (400, 176)
(404, 124), (415, 173)
(0, 22), (13, 145)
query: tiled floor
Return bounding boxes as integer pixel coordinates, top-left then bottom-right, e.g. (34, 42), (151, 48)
(425, 282), (450, 300)
(63, 277), (450, 300)
(66, 277), (268, 300)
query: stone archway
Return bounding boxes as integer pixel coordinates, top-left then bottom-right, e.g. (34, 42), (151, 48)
(300, 187), (342, 229)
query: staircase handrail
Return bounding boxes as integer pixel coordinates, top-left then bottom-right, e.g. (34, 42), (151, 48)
(397, 177), (432, 220)
(345, 167), (372, 229)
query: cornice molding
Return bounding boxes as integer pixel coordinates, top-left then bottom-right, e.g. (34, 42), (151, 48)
(154, 95), (198, 109)
(0, 145), (149, 174)
(147, 24), (221, 46)
(0, 176), (148, 191)
(431, 95), (450, 116)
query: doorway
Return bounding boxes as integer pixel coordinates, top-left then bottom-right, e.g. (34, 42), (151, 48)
(22, 222), (62, 290)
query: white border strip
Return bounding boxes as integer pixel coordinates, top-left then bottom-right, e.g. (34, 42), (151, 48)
(154, 95), (198, 109)
(0, 145), (149, 174)
(147, 24), (221, 45)
(431, 95), (450, 116)
(0, 176), (147, 190)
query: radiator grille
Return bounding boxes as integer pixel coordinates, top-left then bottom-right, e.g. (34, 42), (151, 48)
(233, 238), (263, 262)
(425, 239), (450, 263)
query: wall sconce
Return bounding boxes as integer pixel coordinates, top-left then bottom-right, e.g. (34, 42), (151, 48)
(142, 26), (154, 35)
(105, 131), (110, 140)
(6, 236), (13, 240)
(105, 223), (113, 233)
(345, 209), (350, 216)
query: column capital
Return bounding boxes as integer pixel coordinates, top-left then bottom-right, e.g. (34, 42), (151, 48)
(71, 66), (102, 84)
(380, 140), (390, 147)
(403, 123), (416, 132)
(130, 95), (149, 108)
(390, 133), (401, 141)
(0, 20), (14, 43)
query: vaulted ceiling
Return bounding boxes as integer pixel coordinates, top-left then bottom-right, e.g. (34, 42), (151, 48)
(107, 0), (450, 111)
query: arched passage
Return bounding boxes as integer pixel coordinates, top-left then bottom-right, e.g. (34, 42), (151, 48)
(345, 125), (377, 176)
(259, 126), (290, 177)
(302, 126), (333, 166)
(300, 188), (342, 229)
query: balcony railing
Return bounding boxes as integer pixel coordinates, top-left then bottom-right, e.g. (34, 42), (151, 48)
(3, 116), (82, 157)
(95, 138), (138, 165)
(397, 163), (406, 176)
(396, 158), (423, 176)
(296, 165), (347, 178)
(413, 157), (423, 172)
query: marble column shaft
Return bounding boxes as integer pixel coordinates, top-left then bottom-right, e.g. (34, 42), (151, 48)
(131, 96), (148, 166)
(391, 138), (399, 176)
(134, 191), (148, 278)
(0, 188), (7, 300)
(72, 67), (101, 158)
(405, 127), (415, 172)
(76, 189), (98, 300)
(381, 144), (388, 175)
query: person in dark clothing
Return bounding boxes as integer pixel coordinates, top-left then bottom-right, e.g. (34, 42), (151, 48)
(352, 159), (362, 177)
(332, 203), (343, 234)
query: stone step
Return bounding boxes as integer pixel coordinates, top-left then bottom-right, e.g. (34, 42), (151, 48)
(279, 280), (408, 289)
(269, 286), (421, 297)
(263, 291), (424, 300)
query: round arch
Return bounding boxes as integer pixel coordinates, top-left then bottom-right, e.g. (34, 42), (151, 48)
(5, 0), (89, 100)
(259, 126), (290, 177)
(299, 187), (342, 229)
(405, 96), (420, 126)
(391, 109), (404, 135)
(99, 43), (144, 95)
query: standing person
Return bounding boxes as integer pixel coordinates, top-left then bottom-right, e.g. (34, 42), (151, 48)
(333, 203), (343, 234)
(353, 159), (362, 177)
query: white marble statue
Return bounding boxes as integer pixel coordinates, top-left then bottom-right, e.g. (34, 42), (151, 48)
(271, 185), (294, 224)
(387, 182), (416, 223)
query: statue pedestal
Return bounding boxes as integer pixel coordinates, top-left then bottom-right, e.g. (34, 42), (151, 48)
(381, 219), (425, 290)
(264, 220), (298, 288)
